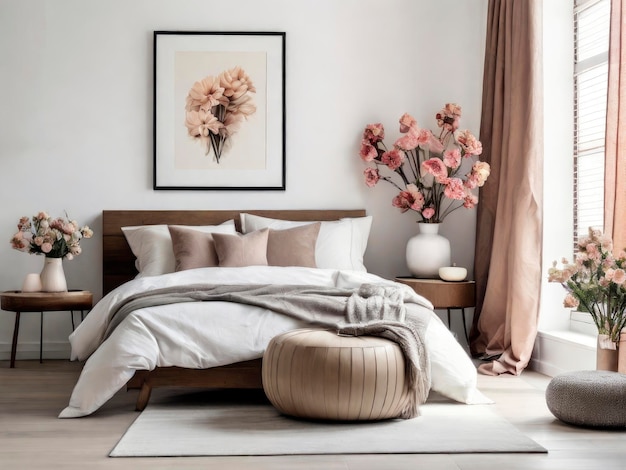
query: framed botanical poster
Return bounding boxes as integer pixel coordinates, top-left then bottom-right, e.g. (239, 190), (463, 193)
(153, 31), (286, 190)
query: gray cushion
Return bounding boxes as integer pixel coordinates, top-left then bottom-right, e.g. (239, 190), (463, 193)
(545, 370), (626, 428)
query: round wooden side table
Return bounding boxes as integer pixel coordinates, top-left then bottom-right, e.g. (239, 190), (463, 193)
(1, 290), (93, 368)
(395, 277), (475, 342)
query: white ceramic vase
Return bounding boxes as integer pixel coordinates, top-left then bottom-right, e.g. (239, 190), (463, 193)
(40, 257), (68, 292)
(406, 223), (451, 278)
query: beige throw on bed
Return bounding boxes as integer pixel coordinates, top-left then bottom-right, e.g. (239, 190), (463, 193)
(104, 283), (433, 419)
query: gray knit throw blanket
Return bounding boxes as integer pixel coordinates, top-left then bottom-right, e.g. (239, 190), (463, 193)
(104, 283), (433, 419)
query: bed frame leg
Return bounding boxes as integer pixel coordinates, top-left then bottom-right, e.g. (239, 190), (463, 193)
(136, 382), (152, 411)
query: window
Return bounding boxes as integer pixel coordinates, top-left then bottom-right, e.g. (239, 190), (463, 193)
(573, 0), (610, 243)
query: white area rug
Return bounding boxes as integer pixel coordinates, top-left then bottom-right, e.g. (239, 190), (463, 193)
(109, 391), (546, 457)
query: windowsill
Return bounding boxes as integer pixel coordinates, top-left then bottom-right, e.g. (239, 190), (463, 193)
(531, 326), (597, 376)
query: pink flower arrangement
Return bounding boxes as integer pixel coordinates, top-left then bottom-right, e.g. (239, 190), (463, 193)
(184, 66), (257, 163)
(548, 228), (626, 343)
(10, 212), (93, 260)
(359, 104), (490, 223)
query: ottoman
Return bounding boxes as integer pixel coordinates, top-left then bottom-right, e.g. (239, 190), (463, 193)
(262, 328), (411, 421)
(545, 370), (626, 428)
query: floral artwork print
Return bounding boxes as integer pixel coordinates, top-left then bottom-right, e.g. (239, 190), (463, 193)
(184, 66), (257, 163)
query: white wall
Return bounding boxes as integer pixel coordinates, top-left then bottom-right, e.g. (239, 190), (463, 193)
(0, 0), (488, 358)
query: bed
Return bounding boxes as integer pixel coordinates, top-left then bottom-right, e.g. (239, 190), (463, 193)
(59, 209), (489, 418)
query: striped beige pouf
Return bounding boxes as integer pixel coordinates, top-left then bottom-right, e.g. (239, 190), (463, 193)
(262, 328), (410, 421)
(545, 370), (626, 428)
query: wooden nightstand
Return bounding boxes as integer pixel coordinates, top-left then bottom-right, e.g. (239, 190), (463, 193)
(395, 277), (475, 342)
(1, 290), (93, 368)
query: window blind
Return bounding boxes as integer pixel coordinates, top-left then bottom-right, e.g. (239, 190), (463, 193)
(573, 0), (609, 242)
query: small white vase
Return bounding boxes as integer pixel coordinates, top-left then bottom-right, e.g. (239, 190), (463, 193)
(40, 257), (68, 292)
(406, 223), (451, 278)
(21, 273), (43, 292)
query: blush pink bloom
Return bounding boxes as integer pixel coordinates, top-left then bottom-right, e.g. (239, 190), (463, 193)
(392, 184), (425, 213)
(463, 193), (479, 208)
(421, 158), (448, 181)
(436, 103), (462, 131)
(443, 149), (461, 169)
(563, 293), (580, 309)
(394, 129), (420, 151)
(363, 123), (385, 143)
(359, 142), (378, 162)
(456, 129), (483, 156)
(382, 149), (404, 170)
(399, 113), (417, 133)
(443, 178), (466, 200)
(421, 207), (435, 219)
(613, 269), (626, 285)
(469, 161), (491, 187)
(41, 242), (53, 253)
(364, 167), (380, 187)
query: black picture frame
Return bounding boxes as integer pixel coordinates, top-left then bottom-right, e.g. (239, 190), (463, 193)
(153, 31), (286, 190)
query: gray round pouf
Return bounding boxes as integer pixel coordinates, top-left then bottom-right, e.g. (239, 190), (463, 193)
(546, 370), (626, 428)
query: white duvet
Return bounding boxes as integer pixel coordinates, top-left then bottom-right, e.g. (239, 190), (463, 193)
(60, 266), (490, 418)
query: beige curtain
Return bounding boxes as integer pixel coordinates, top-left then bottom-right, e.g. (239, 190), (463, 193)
(605, 0), (626, 253)
(470, 0), (544, 376)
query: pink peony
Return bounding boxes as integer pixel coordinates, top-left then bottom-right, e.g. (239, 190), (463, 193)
(392, 184), (425, 213)
(613, 269), (626, 285)
(443, 178), (466, 200)
(41, 242), (53, 253)
(382, 149), (404, 170)
(359, 142), (378, 162)
(421, 207), (435, 219)
(468, 161), (490, 187)
(363, 123), (385, 143)
(563, 293), (580, 309)
(436, 103), (462, 131)
(463, 192), (479, 208)
(399, 113), (417, 133)
(364, 167), (380, 187)
(394, 128), (420, 151)
(443, 149), (461, 169)
(456, 129), (483, 156)
(421, 158), (448, 181)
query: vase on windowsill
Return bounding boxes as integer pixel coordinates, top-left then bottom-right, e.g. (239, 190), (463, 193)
(406, 223), (451, 278)
(596, 334), (619, 372)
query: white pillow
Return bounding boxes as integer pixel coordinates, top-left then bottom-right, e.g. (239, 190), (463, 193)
(240, 213), (372, 271)
(121, 221), (237, 277)
(424, 315), (493, 404)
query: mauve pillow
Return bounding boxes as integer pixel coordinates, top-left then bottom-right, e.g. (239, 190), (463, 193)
(168, 226), (221, 272)
(267, 222), (321, 267)
(213, 229), (270, 267)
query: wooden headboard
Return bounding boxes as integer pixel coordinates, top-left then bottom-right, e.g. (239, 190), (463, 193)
(102, 209), (366, 295)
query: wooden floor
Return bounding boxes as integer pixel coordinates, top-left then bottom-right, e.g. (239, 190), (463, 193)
(1, 360), (625, 469)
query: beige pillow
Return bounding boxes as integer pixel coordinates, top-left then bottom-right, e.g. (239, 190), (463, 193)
(168, 226), (221, 271)
(213, 229), (270, 267)
(267, 222), (320, 267)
